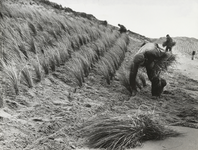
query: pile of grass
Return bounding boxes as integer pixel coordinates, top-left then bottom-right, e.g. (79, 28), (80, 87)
(81, 114), (180, 150)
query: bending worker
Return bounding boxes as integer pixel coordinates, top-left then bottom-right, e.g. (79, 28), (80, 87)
(129, 43), (168, 96)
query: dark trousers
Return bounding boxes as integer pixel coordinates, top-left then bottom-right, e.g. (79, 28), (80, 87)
(165, 46), (172, 52)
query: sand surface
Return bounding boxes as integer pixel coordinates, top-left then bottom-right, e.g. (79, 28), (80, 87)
(132, 126), (198, 150)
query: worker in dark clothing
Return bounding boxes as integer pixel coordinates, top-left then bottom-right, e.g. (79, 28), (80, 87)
(118, 24), (127, 33)
(129, 43), (167, 96)
(192, 51), (196, 60)
(162, 34), (176, 52)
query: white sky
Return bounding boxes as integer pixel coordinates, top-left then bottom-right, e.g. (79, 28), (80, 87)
(49, 0), (198, 39)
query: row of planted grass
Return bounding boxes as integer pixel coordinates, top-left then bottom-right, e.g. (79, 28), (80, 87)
(95, 34), (129, 84)
(66, 30), (121, 86)
(0, 1), (115, 95)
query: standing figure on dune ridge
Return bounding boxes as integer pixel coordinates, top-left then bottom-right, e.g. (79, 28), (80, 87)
(192, 50), (196, 60)
(162, 34), (176, 52)
(118, 24), (127, 33)
(129, 42), (175, 97)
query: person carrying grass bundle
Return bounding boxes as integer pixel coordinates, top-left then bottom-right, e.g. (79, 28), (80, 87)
(162, 34), (176, 52)
(129, 43), (172, 96)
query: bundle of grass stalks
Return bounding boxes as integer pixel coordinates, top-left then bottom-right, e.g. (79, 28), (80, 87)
(153, 52), (176, 72)
(81, 114), (180, 150)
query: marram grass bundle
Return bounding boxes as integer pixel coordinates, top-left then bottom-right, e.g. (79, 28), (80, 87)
(153, 52), (176, 72)
(81, 114), (180, 150)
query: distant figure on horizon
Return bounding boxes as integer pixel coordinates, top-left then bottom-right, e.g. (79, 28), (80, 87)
(162, 34), (176, 52)
(192, 50), (196, 60)
(118, 24), (127, 33)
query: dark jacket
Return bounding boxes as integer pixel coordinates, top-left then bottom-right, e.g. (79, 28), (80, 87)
(163, 36), (175, 48)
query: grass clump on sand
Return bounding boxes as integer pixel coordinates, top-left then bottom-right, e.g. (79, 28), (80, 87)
(80, 114), (180, 150)
(153, 52), (177, 72)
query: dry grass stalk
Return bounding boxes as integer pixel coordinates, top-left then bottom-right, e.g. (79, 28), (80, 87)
(0, 46), (10, 65)
(68, 58), (84, 87)
(3, 63), (20, 95)
(0, 86), (4, 108)
(21, 66), (33, 88)
(48, 53), (56, 72)
(18, 43), (28, 59)
(53, 50), (61, 67)
(29, 38), (37, 54)
(75, 52), (90, 77)
(95, 60), (111, 84)
(41, 59), (49, 75)
(28, 21), (37, 36)
(32, 59), (42, 82)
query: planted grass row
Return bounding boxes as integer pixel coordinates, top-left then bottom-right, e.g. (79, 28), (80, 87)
(1, 1), (105, 64)
(95, 34), (129, 84)
(39, 29), (116, 86)
(0, 1), (120, 95)
(66, 31), (121, 86)
(0, 27), (110, 94)
(0, 29), (111, 95)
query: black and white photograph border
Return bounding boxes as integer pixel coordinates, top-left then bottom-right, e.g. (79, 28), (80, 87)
(0, 0), (198, 150)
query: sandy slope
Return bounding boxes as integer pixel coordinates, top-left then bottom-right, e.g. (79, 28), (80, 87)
(132, 126), (198, 150)
(172, 47), (198, 100)
(174, 49), (198, 81)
